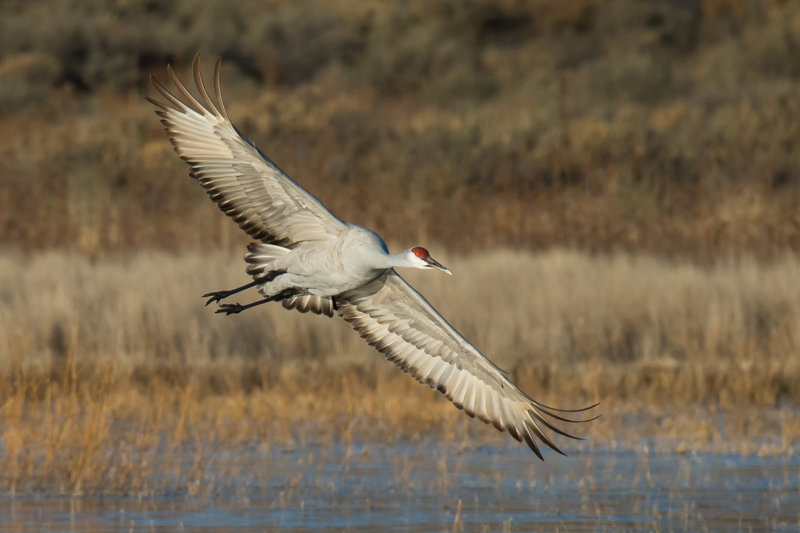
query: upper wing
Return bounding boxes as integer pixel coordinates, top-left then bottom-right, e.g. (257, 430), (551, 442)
(147, 55), (347, 246)
(337, 271), (597, 458)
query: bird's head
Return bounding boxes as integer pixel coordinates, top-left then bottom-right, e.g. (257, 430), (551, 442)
(406, 247), (452, 275)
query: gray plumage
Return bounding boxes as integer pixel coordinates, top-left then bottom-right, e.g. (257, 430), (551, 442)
(147, 55), (596, 458)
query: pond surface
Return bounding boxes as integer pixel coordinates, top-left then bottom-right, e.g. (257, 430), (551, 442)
(1, 440), (798, 532)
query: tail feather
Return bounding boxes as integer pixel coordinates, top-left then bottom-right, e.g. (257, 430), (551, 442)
(245, 242), (289, 277)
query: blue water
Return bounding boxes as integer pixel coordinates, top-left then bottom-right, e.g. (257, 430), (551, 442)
(1, 441), (798, 532)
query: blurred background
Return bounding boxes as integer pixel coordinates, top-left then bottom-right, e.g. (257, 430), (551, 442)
(1, 1), (799, 526)
(2, 0), (800, 258)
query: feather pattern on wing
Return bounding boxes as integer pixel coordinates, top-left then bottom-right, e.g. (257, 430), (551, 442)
(337, 270), (595, 459)
(146, 56), (347, 247)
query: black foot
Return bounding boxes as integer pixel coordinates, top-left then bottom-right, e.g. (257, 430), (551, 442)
(203, 290), (233, 306)
(216, 302), (245, 315)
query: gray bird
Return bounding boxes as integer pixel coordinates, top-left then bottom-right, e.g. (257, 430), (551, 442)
(147, 56), (597, 458)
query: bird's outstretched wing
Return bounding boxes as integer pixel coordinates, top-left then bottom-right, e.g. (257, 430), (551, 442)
(337, 270), (597, 458)
(147, 55), (347, 246)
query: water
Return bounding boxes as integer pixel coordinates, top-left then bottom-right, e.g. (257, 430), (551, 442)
(1, 441), (798, 532)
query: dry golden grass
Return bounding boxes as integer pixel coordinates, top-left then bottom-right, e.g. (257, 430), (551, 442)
(0, 249), (798, 494)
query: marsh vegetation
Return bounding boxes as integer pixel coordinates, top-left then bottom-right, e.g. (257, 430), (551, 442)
(1, 250), (798, 495)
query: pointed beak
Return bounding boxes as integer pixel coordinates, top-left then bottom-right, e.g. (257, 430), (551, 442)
(425, 256), (452, 275)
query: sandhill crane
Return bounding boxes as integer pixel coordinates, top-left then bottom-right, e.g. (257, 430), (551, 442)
(147, 56), (597, 458)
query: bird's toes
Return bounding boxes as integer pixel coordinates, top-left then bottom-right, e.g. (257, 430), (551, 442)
(215, 303), (241, 316)
(202, 291), (228, 306)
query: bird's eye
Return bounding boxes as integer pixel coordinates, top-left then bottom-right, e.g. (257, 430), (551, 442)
(412, 247), (429, 259)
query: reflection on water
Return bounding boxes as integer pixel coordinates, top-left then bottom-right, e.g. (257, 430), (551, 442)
(1, 441), (798, 532)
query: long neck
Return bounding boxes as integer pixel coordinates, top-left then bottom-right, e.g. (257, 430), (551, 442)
(373, 249), (414, 270)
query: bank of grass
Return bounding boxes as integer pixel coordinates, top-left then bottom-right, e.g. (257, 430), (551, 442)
(0, 249), (798, 494)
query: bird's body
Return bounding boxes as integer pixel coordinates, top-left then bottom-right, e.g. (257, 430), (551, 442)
(252, 225), (389, 298)
(148, 56), (596, 458)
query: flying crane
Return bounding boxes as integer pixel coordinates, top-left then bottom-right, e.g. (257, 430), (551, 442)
(147, 56), (597, 458)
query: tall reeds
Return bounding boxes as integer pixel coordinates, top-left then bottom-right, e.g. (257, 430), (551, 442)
(1, 249), (797, 493)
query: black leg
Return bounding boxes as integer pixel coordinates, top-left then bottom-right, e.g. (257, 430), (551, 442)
(215, 288), (303, 316)
(203, 280), (259, 306)
(202, 270), (286, 306)
(216, 298), (273, 315)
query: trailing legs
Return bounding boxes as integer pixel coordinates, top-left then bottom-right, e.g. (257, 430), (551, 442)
(215, 288), (303, 316)
(202, 270), (287, 306)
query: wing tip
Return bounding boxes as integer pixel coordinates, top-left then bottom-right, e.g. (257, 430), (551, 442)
(147, 52), (226, 121)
